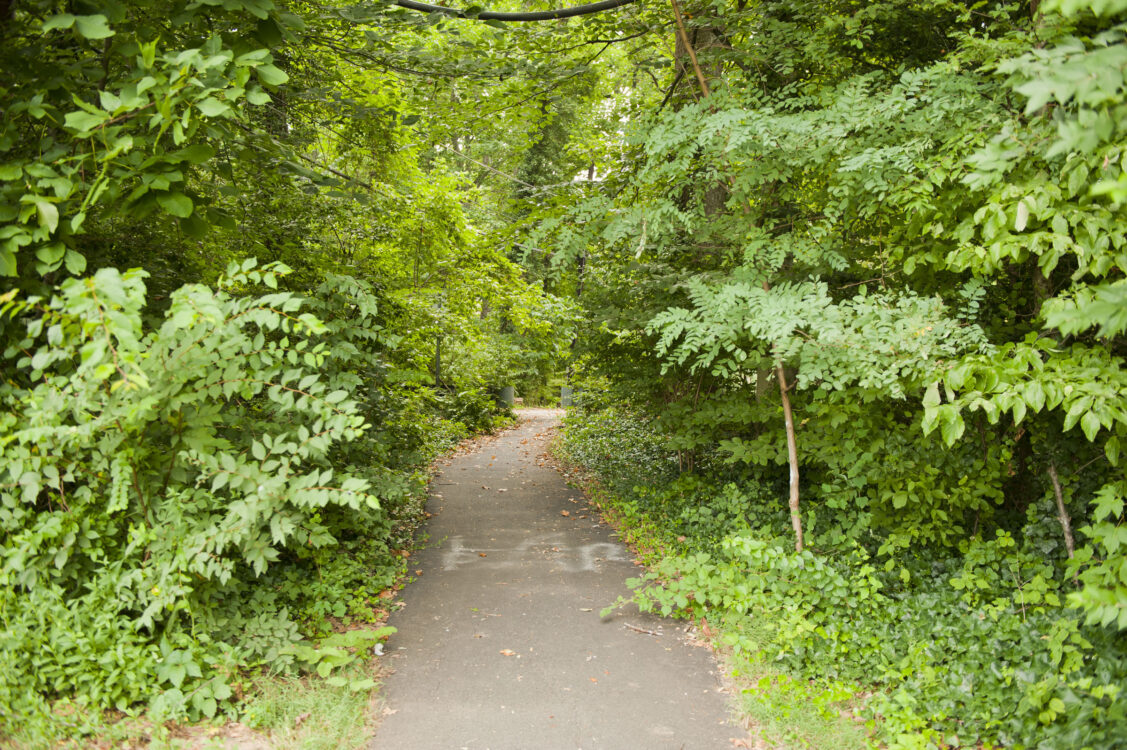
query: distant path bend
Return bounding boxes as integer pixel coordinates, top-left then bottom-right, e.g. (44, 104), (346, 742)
(371, 408), (738, 749)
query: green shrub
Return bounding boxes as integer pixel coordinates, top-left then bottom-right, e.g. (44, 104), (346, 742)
(0, 261), (407, 736)
(565, 404), (1127, 748)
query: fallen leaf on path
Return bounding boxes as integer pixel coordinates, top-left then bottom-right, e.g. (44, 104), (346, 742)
(500, 649), (517, 656)
(498, 488), (507, 492)
(579, 608), (592, 612)
(560, 511), (570, 517)
(415, 569), (422, 575)
(479, 553), (487, 558)
(589, 677), (598, 683)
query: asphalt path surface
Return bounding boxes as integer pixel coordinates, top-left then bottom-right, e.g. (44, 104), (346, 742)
(371, 409), (738, 750)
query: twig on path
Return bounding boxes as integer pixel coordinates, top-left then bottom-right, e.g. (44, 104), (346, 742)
(623, 623), (661, 636)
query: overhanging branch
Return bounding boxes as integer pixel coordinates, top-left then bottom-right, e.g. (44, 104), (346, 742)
(394, 0), (638, 22)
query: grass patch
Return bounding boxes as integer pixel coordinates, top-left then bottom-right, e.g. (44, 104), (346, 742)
(238, 666), (381, 750)
(715, 618), (870, 750)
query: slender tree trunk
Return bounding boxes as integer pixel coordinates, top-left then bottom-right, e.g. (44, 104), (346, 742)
(1047, 461), (1075, 560)
(777, 364), (802, 551)
(434, 334), (442, 387)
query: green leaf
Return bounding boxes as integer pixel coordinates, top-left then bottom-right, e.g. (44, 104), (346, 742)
(940, 410), (965, 446)
(172, 144), (216, 164)
(1081, 411), (1101, 442)
(179, 212), (209, 238)
(42, 13), (76, 31)
(64, 110), (108, 133)
(36, 243), (65, 267)
(255, 64), (289, 86)
(157, 192), (194, 218)
(64, 249), (86, 275)
(74, 15), (115, 40)
(1014, 200), (1029, 232)
(99, 91), (122, 112)
(196, 98), (230, 118)
(34, 200), (59, 233)
(198, 696), (217, 718)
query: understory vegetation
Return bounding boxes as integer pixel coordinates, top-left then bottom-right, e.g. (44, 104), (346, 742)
(3, 0), (1127, 746)
(550, 1), (1127, 748)
(0, 0), (550, 743)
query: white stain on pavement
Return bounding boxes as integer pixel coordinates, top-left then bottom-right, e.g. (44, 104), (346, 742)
(443, 534), (629, 573)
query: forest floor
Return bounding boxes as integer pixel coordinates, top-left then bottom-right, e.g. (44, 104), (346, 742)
(369, 408), (740, 749)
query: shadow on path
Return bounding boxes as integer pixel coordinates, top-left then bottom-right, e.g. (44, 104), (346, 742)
(371, 409), (738, 749)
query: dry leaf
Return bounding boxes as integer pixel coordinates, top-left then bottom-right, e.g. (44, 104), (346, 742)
(479, 553), (487, 558)
(500, 649), (517, 656)
(560, 510), (570, 517)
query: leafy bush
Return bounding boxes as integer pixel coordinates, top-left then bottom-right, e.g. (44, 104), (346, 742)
(563, 404), (1127, 748)
(438, 388), (514, 434)
(0, 261), (421, 737)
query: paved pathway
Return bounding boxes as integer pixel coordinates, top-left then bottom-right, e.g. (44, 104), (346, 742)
(371, 409), (738, 750)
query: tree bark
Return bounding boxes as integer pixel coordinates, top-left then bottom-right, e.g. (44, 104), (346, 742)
(777, 363), (802, 551)
(1047, 460), (1075, 560)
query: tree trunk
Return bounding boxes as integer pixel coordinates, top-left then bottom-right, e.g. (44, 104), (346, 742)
(434, 334), (442, 387)
(1047, 461), (1075, 560)
(777, 363), (802, 551)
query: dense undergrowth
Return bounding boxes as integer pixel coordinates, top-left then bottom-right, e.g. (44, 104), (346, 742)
(560, 400), (1127, 749)
(0, 0), (564, 742)
(0, 260), (513, 744)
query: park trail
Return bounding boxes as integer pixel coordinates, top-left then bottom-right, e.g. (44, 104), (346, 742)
(371, 408), (740, 750)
